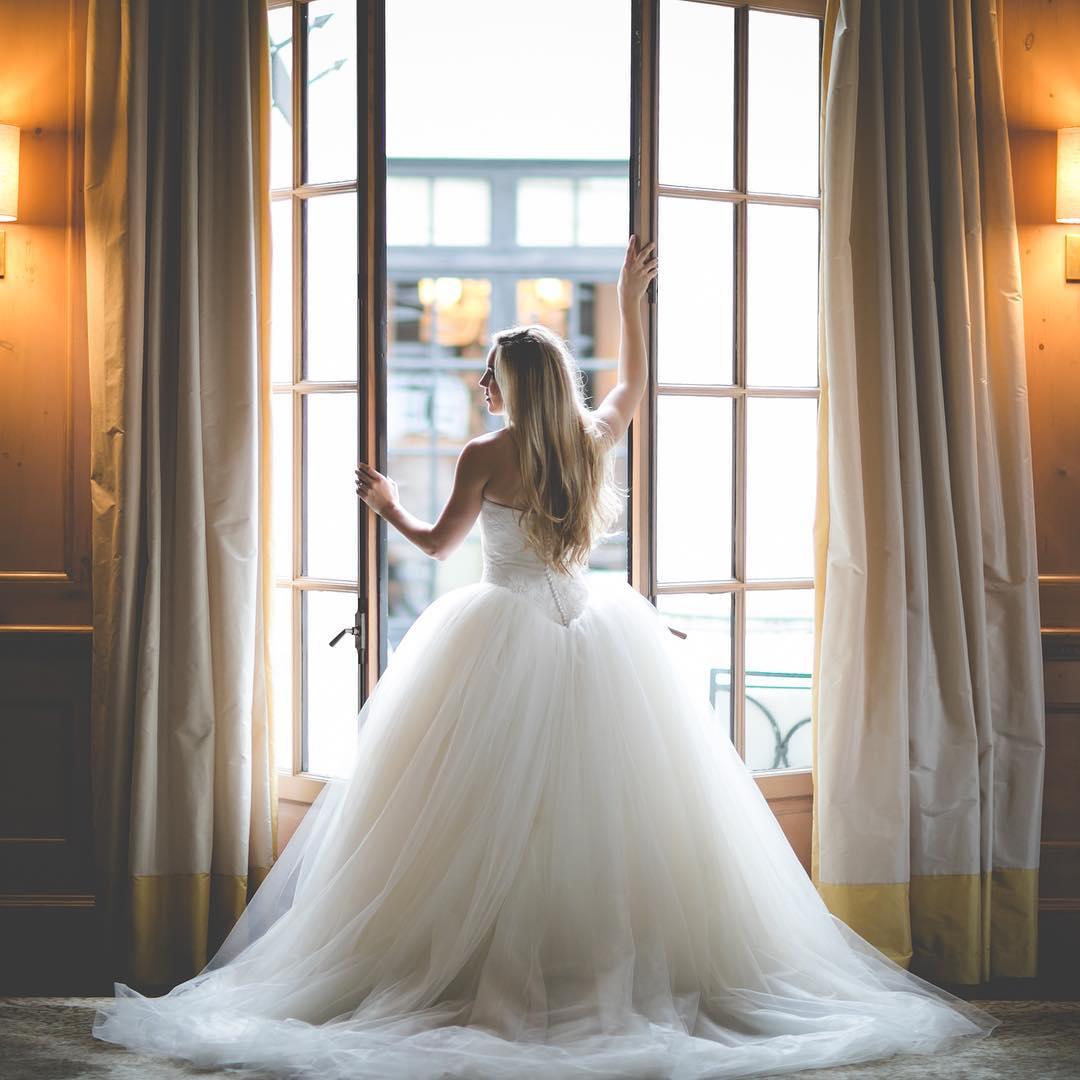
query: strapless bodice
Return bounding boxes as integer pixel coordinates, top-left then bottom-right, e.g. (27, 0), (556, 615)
(479, 498), (589, 628)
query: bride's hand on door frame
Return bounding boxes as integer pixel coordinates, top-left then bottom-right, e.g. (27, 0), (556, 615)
(356, 462), (399, 516)
(617, 234), (658, 312)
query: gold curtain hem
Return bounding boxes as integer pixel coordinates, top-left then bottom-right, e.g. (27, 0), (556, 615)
(818, 868), (1040, 984)
(131, 869), (273, 989)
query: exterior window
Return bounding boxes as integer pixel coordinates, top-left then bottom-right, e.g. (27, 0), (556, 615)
(386, 177), (492, 246)
(517, 179), (575, 246)
(516, 177), (630, 247)
(385, 178), (430, 246)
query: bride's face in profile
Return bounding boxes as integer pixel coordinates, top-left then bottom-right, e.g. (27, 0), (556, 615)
(479, 348), (504, 415)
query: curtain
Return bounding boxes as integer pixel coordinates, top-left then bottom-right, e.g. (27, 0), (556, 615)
(812, 0), (1045, 984)
(85, 0), (277, 990)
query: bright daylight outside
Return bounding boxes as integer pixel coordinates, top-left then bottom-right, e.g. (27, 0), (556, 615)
(269, 0), (821, 782)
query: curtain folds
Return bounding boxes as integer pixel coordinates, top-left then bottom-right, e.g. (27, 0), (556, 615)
(812, 0), (1045, 984)
(85, 0), (277, 990)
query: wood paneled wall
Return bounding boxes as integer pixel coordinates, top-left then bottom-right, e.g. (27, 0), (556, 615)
(0, 0), (100, 992)
(1001, 0), (1080, 990)
(0, 0), (1072, 994)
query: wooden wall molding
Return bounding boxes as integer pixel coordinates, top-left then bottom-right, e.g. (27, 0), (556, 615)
(0, 893), (95, 908)
(0, 630), (94, 893)
(1038, 630), (1080, 940)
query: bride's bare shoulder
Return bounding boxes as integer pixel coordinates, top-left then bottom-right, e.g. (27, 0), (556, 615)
(467, 427), (514, 458)
(461, 429), (516, 484)
(470, 427), (511, 446)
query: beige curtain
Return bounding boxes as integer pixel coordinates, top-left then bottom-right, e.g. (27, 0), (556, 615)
(85, 0), (277, 990)
(812, 0), (1045, 984)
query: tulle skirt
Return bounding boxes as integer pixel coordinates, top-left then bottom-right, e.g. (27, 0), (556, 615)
(93, 574), (999, 1078)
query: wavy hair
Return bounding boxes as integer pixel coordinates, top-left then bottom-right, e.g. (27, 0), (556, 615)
(491, 324), (624, 573)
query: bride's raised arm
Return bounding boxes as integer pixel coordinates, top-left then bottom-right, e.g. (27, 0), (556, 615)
(590, 234), (657, 447)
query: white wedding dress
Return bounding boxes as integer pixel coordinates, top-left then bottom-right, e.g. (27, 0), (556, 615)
(93, 495), (999, 1078)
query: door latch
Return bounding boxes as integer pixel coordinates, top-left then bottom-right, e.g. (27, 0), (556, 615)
(329, 612), (366, 658)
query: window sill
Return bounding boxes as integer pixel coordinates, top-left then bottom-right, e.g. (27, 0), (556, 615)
(754, 768), (813, 802)
(278, 770), (326, 804)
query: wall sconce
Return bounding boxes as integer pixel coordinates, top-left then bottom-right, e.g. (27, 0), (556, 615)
(0, 123), (19, 279)
(1057, 126), (1080, 283)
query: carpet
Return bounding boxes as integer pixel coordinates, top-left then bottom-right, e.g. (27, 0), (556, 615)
(1, 997), (1077, 1079)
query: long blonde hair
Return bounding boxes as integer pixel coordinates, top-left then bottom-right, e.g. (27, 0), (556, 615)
(491, 324), (624, 573)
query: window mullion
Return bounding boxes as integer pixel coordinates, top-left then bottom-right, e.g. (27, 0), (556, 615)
(358, 0), (387, 691)
(732, 2), (750, 759)
(630, 0), (659, 600)
(289, 0), (306, 778)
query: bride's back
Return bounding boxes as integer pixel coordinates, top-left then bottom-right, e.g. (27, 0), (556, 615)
(478, 495), (591, 627)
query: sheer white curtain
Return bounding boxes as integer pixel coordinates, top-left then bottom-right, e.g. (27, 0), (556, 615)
(813, 0), (1045, 983)
(85, 0), (277, 989)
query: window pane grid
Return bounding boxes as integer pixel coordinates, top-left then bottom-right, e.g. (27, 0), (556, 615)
(270, 1), (360, 786)
(653, 1), (820, 771)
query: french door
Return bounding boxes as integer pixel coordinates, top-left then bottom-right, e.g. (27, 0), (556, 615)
(272, 0), (823, 800)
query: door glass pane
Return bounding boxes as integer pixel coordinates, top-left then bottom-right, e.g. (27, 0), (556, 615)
(268, 5), (293, 191)
(305, 589), (360, 778)
(306, 393), (358, 581)
(748, 10), (820, 197)
(305, 0), (358, 184)
(306, 192), (358, 381)
(746, 203), (818, 387)
(746, 397), (817, 580)
(656, 592), (733, 739)
(657, 395), (732, 583)
(659, 0), (734, 190)
(385, 0), (631, 652)
(271, 392), (293, 581)
(517, 179), (574, 247)
(745, 589), (814, 771)
(272, 587), (294, 772)
(270, 198), (292, 384)
(657, 196), (733, 385)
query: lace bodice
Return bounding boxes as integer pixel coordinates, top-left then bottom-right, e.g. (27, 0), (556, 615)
(479, 498), (589, 628)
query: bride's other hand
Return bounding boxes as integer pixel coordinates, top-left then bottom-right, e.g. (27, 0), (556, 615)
(590, 236), (656, 448)
(617, 234), (658, 311)
(356, 462), (399, 515)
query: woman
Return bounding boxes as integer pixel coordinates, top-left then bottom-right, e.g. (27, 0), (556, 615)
(93, 236), (998, 1078)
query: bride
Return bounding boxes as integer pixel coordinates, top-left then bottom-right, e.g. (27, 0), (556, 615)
(93, 237), (999, 1078)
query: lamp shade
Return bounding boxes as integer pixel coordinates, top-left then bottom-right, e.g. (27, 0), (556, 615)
(1057, 127), (1080, 225)
(0, 123), (18, 222)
